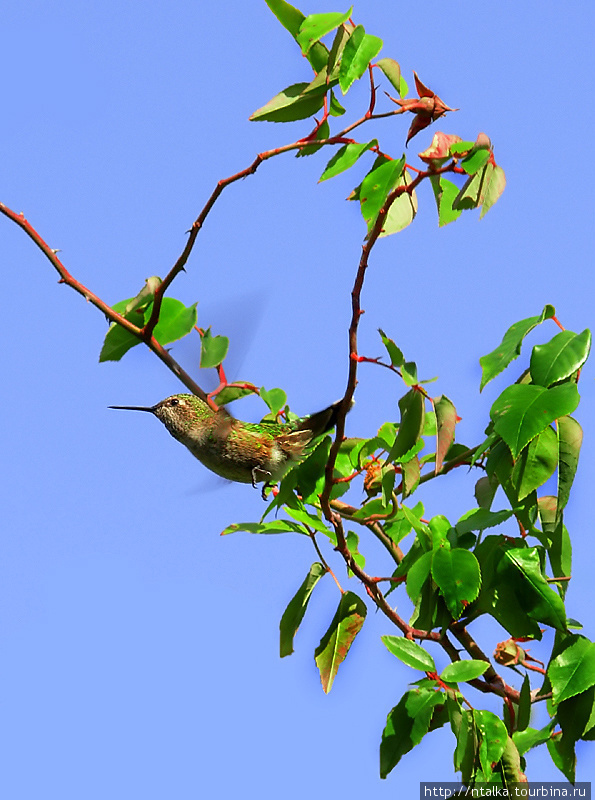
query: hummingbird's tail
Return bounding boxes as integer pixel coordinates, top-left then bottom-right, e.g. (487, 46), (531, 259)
(299, 399), (351, 439)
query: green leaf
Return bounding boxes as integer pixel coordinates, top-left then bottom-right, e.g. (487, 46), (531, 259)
(263, 0), (329, 72)
(582, 689), (595, 739)
(557, 688), (595, 753)
(430, 175), (462, 227)
(431, 547), (481, 619)
(100, 295), (147, 362)
(327, 20), (352, 74)
(383, 509), (415, 546)
(375, 57), (402, 94)
(547, 733), (576, 783)
(360, 156), (405, 226)
(455, 508), (513, 535)
(433, 395), (457, 473)
(499, 736), (527, 786)
(473, 474), (497, 510)
(377, 170), (418, 237)
(319, 140), (377, 182)
(449, 140), (475, 155)
(472, 538), (536, 639)
(264, 0), (305, 37)
(452, 165), (486, 210)
(299, 66), (339, 98)
(295, 436), (332, 503)
(480, 164), (506, 218)
(329, 90), (346, 116)
(440, 660), (489, 683)
(498, 547), (567, 632)
(510, 424), (558, 500)
(422, 411), (437, 437)
(152, 298), (198, 346)
(460, 147), (490, 175)
(382, 505), (422, 553)
(99, 319), (142, 362)
(452, 162), (506, 217)
(537, 496), (572, 597)
(314, 591), (366, 693)
(409, 579), (451, 636)
(346, 530), (365, 572)
(259, 387), (287, 416)
(249, 82), (325, 123)
(406, 550), (433, 602)
(380, 688), (443, 778)
(428, 515), (451, 547)
(517, 674), (532, 733)
(221, 520), (306, 535)
(100, 296), (197, 363)
(490, 383), (580, 459)
(454, 709), (478, 784)
(199, 327), (229, 369)
(474, 710), (508, 778)
(378, 328), (404, 367)
(214, 384), (257, 405)
(280, 562), (326, 657)
(513, 724), (553, 756)
(381, 635), (436, 672)
(556, 415), (583, 516)
(283, 505), (331, 536)
(380, 463), (396, 506)
(548, 635), (595, 706)
(401, 360), (418, 386)
(387, 388), (425, 462)
(530, 329), (591, 387)
(296, 7), (352, 54)
(339, 25), (382, 93)
(399, 503), (430, 544)
(296, 119), (330, 157)
(479, 305), (555, 390)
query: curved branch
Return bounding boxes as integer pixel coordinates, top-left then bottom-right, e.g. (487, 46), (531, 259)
(0, 203), (210, 402)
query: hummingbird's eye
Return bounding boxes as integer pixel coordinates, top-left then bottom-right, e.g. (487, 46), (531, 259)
(169, 398), (179, 407)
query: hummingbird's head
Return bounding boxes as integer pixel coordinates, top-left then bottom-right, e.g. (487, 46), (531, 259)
(110, 393), (212, 441)
(151, 394), (211, 438)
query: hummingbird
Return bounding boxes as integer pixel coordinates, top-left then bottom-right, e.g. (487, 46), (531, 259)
(109, 394), (345, 494)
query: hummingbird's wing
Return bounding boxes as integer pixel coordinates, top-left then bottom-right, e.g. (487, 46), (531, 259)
(275, 429), (313, 459)
(297, 400), (344, 439)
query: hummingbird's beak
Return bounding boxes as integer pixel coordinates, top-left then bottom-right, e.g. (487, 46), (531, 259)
(109, 405), (156, 413)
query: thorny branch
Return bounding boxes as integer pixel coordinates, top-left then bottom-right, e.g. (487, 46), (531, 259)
(0, 203), (210, 402)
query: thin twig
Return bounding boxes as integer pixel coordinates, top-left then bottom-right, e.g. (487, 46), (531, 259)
(305, 526), (344, 594)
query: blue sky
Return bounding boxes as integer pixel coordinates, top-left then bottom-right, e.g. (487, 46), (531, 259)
(2, 1), (594, 797)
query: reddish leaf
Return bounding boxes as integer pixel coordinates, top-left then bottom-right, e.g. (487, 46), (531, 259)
(387, 72), (457, 145)
(419, 132), (462, 164)
(433, 395), (457, 473)
(314, 591), (366, 693)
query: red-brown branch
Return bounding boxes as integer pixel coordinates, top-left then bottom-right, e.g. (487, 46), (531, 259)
(0, 203), (210, 402)
(329, 510), (525, 704)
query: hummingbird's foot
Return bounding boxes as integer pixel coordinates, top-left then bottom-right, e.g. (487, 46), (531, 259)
(251, 466), (272, 490)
